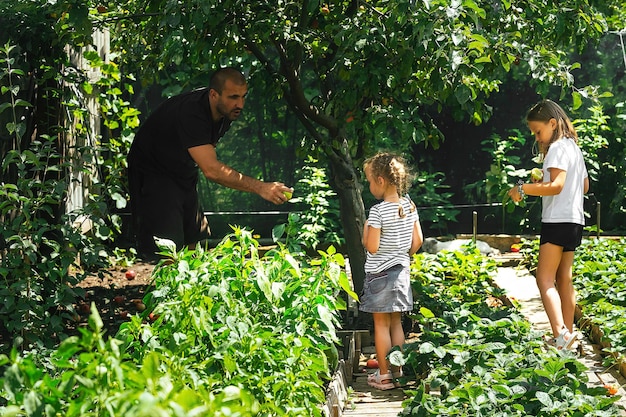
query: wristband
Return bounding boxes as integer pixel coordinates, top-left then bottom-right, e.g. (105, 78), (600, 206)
(516, 180), (525, 200)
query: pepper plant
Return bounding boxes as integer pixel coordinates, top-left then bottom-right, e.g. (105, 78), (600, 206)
(0, 229), (357, 416)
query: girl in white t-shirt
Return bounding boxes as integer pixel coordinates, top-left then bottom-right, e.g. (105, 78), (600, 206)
(508, 99), (589, 351)
(361, 152), (424, 390)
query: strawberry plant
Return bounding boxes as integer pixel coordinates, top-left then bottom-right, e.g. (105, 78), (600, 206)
(399, 245), (621, 416)
(570, 238), (626, 367)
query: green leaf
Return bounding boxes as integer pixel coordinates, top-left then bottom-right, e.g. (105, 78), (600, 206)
(12, 99), (31, 107)
(88, 302), (103, 332)
(388, 349), (406, 367)
(572, 91), (582, 110)
(535, 391), (553, 407)
(0, 102), (11, 114)
(142, 352), (160, 380)
(419, 306), (435, 318)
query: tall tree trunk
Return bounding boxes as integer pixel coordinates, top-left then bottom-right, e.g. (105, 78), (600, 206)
(324, 143), (366, 297)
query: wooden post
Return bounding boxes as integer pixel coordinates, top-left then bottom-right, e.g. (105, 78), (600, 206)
(472, 211), (477, 243)
(597, 202), (601, 238)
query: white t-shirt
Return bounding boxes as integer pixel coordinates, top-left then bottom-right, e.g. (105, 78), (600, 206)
(541, 137), (587, 225)
(365, 197), (419, 273)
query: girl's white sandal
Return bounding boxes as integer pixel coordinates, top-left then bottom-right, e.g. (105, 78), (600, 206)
(555, 326), (580, 351)
(367, 369), (395, 390)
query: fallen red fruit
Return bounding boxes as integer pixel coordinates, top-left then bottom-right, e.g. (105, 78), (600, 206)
(366, 358), (379, 369)
(119, 310), (129, 319)
(78, 302), (90, 314)
(605, 383), (619, 395)
(148, 312), (158, 322)
(125, 270), (136, 280)
(113, 295), (126, 304)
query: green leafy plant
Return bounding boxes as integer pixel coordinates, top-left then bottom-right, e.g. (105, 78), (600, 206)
(0, 231), (358, 416)
(0, 43), (110, 352)
(398, 246), (621, 416)
(563, 238), (626, 369)
(123, 229), (355, 415)
(273, 157), (343, 253)
(0, 304), (261, 417)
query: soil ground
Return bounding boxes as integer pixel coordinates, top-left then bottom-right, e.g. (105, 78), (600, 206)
(0, 260), (158, 349)
(72, 260), (157, 338)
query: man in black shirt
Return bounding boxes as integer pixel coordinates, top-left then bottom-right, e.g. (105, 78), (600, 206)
(128, 67), (292, 260)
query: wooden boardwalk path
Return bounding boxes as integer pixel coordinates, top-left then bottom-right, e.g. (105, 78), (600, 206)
(341, 342), (407, 416)
(331, 262), (626, 416)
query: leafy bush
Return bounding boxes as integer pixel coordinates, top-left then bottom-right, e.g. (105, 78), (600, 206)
(275, 157), (343, 252)
(0, 136), (110, 351)
(0, 42), (112, 352)
(399, 246), (621, 416)
(0, 230), (357, 416)
(0, 305), (261, 417)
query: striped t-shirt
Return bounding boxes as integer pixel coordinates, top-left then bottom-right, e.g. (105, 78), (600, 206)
(365, 196), (419, 274)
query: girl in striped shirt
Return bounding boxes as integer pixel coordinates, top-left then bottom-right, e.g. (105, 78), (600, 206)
(361, 152), (424, 390)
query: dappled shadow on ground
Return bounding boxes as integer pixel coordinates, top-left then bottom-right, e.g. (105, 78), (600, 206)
(71, 261), (156, 338)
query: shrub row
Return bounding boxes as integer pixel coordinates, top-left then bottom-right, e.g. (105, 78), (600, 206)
(0, 229), (355, 416)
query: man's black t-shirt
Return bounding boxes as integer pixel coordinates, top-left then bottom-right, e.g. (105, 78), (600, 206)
(129, 88), (232, 189)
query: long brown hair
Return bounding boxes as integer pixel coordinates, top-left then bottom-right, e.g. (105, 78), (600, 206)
(526, 99), (578, 154)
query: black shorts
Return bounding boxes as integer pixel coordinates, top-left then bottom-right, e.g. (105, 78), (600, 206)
(540, 222), (583, 252)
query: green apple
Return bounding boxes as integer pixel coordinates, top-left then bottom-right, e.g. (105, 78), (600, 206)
(530, 168), (543, 181)
(283, 189), (293, 200)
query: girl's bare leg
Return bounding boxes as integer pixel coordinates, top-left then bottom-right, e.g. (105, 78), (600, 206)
(373, 312), (393, 379)
(535, 242), (566, 337)
(555, 251), (576, 332)
(389, 312), (405, 374)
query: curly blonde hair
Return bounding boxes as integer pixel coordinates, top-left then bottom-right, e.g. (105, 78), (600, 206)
(364, 152), (416, 217)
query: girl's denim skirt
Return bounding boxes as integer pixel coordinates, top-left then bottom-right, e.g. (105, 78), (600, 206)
(359, 264), (413, 313)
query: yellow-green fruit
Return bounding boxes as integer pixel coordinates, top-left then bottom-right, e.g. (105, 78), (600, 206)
(283, 190), (293, 200)
(531, 168), (543, 181)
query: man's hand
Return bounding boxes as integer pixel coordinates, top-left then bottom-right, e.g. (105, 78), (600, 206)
(259, 182), (293, 205)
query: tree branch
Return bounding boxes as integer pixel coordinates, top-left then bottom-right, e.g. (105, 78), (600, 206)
(272, 38), (337, 135)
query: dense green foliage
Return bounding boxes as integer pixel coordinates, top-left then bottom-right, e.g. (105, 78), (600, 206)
(0, 231), (355, 416)
(0, 134), (110, 349)
(401, 246), (621, 416)
(0, 28), (134, 351)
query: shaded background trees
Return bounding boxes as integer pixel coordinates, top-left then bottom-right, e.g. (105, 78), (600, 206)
(109, 0), (626, 292)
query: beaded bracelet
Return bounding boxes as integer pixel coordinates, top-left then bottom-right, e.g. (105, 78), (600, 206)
(516, 180), (525, 200)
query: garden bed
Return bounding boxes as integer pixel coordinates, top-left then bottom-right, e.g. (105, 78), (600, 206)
(70, 261), (156, 337)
